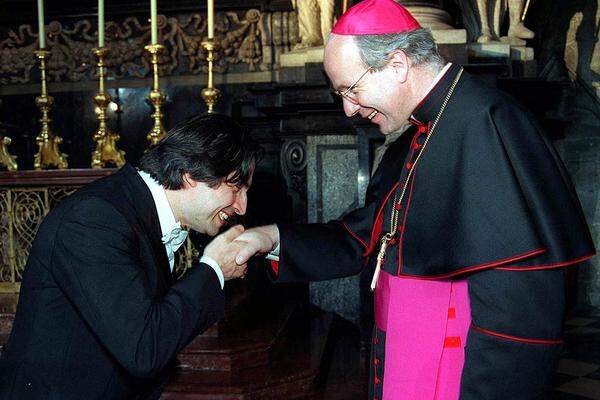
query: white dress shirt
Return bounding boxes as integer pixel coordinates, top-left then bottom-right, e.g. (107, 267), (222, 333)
(266, 243), (280, 261)
(138, 170), (224, 289)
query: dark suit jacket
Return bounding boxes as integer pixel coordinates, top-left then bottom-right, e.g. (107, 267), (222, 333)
(0, 164), (225, 399)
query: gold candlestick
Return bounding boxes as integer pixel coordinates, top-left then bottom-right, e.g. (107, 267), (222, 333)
(34, 49), (68, 170)
(91, 47), (126, 168)
(145, 44), (167, 145)
(201, 39), (221, 113)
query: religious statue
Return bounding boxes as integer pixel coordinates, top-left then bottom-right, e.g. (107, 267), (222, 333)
(292, 0), (336, 49)
(461, 0), (534, 43)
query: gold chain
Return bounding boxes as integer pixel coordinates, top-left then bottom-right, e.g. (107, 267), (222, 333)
(388, 67), (464, 235)
(371, 67), (464, 291)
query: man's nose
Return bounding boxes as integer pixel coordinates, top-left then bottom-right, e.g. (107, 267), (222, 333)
(233, 191), (247, 216)
(343, 98), (361, 117)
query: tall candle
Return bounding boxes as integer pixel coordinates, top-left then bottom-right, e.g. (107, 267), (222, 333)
(150, 0), (158, 44)
(207, 0), (214, 39)
(37, 0), (46, 48)
(98, 0), (105, 47)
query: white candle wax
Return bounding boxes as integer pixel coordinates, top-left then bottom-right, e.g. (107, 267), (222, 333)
(37, 0), (46, 48)
(207, 0), (214, 39)
(150, 0), (158, 44)
(98, 0), (105, 47)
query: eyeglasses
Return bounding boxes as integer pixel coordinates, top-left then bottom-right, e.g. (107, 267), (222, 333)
(332, 66), (373, 105)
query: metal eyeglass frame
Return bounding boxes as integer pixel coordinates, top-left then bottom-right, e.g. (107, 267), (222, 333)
(332, 66), (374, 105)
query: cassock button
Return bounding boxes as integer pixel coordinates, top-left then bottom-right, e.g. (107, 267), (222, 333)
(418, 125), (428, 134)
(375, 377), (382, 385)
(406, 162), (412, 170)
(374, 357), (380, 365)
(448, 307), (456, 319)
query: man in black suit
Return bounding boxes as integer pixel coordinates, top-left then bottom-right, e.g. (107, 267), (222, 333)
(0, 114), (261, 399)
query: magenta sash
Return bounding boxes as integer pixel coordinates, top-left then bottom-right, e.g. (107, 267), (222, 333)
(374, 271), (470, 400)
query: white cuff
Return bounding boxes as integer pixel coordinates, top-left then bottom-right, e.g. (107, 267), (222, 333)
(265, 243), (280, 262)
(199, 255), (224, 289)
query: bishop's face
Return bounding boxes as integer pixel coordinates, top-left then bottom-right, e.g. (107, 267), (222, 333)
(324, 34), (410, 135)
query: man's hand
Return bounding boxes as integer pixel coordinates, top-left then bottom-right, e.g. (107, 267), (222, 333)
(233, 224), (280, 265)
(204, 225), (247, 281)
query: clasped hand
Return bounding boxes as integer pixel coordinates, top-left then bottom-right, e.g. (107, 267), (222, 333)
(203, 224), (279, 281)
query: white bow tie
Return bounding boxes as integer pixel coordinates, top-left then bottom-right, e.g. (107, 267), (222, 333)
(161, 223), (188, 253)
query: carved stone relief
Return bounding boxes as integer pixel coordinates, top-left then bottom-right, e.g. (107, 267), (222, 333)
(280, 138), (307, 221)
(0, 9), (301, 85)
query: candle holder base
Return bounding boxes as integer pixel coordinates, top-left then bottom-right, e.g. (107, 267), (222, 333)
(91, 134), (126, 169)
(34, 134), (68, 170)
(0, 136), (18, 171)
(91, 47), (126, 168)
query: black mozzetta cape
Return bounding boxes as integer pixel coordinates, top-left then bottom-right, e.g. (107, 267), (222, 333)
(278, 64), (595, 281)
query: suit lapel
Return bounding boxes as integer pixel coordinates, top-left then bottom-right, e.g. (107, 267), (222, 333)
(117, 165), (175, 287)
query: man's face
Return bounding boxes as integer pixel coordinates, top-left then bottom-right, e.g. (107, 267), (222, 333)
(324, 35), (409, 135)
(178, 171), (252, 236)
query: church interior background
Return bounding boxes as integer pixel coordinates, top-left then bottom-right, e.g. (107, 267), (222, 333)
(0, 0), (599, 398)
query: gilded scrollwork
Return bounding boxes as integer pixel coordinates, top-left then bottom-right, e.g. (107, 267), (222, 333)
(174, 238), (200, 280)
(0, 189), (48, 287)
(11, 190), (48, 281)
(48, 187), (78, 208)
(0, 190), (11, 283)
(0, 9), (300, 85)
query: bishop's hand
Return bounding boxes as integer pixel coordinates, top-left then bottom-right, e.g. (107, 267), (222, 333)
(233, 224), (280, 265)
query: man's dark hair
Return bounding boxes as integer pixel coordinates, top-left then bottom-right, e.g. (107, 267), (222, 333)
(139, 114), (262, 190)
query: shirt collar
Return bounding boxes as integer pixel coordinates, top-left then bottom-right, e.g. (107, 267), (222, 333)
(409, 63), (460, 126)
(137, 170), (178, 239)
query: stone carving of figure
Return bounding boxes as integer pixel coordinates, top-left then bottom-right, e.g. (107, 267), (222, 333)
(473, 0), (535, 43)
(292, 0), (336, 49)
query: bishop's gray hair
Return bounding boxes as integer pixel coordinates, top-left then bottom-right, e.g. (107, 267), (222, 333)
(353, 28), (445, 71)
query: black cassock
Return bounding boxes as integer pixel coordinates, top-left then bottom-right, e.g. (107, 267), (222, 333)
(272, 64), (596, 399)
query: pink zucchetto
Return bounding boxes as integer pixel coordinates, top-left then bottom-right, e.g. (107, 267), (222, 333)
(332, 0), (421, 35)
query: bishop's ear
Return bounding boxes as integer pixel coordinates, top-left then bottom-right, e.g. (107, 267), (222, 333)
(387, 50), (410, 83)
